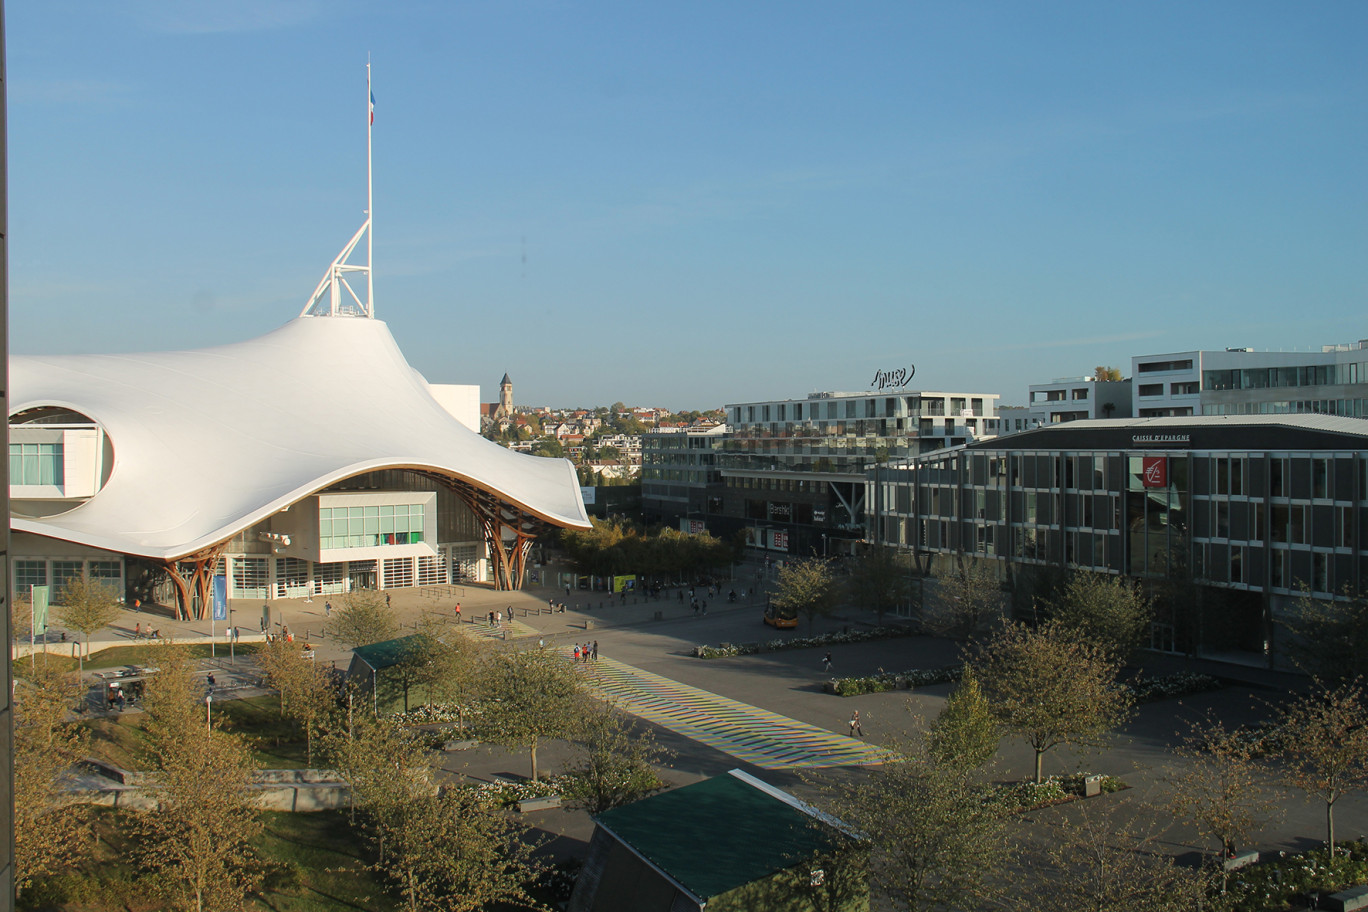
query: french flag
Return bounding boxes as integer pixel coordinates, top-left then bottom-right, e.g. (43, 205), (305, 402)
(369, 90), (375, 125)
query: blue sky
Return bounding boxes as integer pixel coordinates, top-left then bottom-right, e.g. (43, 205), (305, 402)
(9, 1), (1366, 409)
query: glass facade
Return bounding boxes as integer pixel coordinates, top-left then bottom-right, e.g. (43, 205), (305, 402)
(9, 441), (62, 486)
(319, 503), (426, 550)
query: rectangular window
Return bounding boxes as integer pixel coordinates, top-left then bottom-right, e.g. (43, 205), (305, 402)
(383, 556), (414, 589)
(232, 557), (269, 599)
(14, 560), (47, 593)
(88, 561), (122, 583)
(51, 561), (83, 596)
(1138, 384), (1163, 397)
(8, 442), (63, 486)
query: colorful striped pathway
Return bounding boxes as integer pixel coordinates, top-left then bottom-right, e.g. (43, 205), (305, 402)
(573, 656), (895, 770)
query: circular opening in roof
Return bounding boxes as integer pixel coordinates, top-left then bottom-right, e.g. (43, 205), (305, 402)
(8, 406), (115, 518)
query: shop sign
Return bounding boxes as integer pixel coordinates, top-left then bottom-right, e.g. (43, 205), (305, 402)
(870, 365), (916, 390)
(1142, 456), (1168, 488)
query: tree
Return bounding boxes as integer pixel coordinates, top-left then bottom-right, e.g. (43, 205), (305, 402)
(846, 545), (913, 626)
(1048, 570), (1153, 662)
(1167, 713), (1280, 883)
(54, 577), (120, 673)
(929, 560), (1003, 641)
(820, 737), (1011, 911)
(329, 588), (399, 650)
(415, 617), (488, 732)
(479, 646), (587, 780)
(1282, 587), (1368, 683)
(376, 787), (546, 912)
(138, 647), (264, 911)
(254, 637), (336, 765)
(1094, 366), (1123, 382)
(1032, 804), (1214, 912)
(564, 702), (671, 813)
(974, 622), (1132, 783)
(1278, 680), (1368, 856)
(773, 558), (840, 632)
(13, 665), (88, 898)
(532, 437), (565, 458)
(927, 667), (999, 772)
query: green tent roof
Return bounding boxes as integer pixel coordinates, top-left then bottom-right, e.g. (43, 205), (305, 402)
(594, 770), (854, 902)
(350, 634), (429, 672)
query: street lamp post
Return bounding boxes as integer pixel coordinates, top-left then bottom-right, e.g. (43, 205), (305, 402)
(205, 693), (213, 736)
(228, 606), (235, 665)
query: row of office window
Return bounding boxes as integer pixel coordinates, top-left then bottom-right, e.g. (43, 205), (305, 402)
(1203, 363), (1365, 390)
(9, 442), (62, 486)
(319, 503), (426, 550)
(13, 558), (122, 596)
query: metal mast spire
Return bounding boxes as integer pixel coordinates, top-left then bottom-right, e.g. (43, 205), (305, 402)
(300, 63), (374, 318)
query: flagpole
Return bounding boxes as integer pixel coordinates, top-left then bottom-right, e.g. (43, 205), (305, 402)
(366, 60), (374, 317)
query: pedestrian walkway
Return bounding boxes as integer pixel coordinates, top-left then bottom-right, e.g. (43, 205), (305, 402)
(575, 656), (894, 771)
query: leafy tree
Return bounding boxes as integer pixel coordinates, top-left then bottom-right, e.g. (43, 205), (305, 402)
(929, 560), (1003, 641)
(532, 437), (565, 458)
(1032, 804), (1214, 912)
(415, 617), (488, 731)
(13, 665), (88, 898)
(973, 622), (1132, 783)
(564, 703), (671, 813)
(480, 646), (587, 780)
(330, 588), (399, 650)
(1167, 713), (1280, 882)
(927, 668), (999, 772)
(12, 590), (33, 652)
(54, 577), (121, 673)
(820, 736), (1011, 911)
(846, 545), (913, 626)
(1282, 587), (1368, 683)
(377, 787), (546, 912)
(255, 637), (336, 765)
(1277, 679), (1368, 856)
(1093, 366), (1123, 382)
(138, 647), (264, 911)
(1048, 570), (1153, 662)
(773, 558), (840, 632)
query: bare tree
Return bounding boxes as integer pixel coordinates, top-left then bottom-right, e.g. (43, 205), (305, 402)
(1031, 803), (1214, 912)
(1278, 679), (1368, 856)
(55, 577), (121, 673)
(1167, 713), (1280, 884)
(974, 622), (1131, 783)
(929, 560), (1004, 641)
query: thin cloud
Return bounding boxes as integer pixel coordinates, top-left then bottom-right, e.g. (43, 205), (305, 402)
(9, 79), (132, 106)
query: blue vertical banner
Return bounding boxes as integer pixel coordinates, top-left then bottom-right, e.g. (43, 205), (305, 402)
(212, 575), (228, 621)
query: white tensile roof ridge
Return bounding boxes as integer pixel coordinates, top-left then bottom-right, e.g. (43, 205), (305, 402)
(9, 317), (590, 560)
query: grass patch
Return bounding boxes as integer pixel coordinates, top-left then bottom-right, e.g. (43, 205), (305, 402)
(218, 695), (312, 769)
(81, 713), (151, 770)
(18, 808), (398, 912)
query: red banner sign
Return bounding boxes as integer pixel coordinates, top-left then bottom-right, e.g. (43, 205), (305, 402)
(1142, 456), (1168, 488)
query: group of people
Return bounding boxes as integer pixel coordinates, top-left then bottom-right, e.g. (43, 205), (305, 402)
(571, 641), (599, 663)
(131, 622), (161, 641)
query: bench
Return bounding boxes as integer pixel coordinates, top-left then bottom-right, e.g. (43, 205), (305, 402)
(516, 795), (562, 813)
(1326, 885), (1368, 912)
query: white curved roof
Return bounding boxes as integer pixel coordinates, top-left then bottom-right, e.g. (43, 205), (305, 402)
(9, 317), (590, 560)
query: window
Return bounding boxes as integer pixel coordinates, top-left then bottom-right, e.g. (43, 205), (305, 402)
(320, 503), (426, 550)
(383, 556), (414, 588)
(232, 558), (269, 599)
(51, 561), (83, 595)
(88, 561), (122, 583)
(1137, 384), (1163, 397)
(9, 442), (63, 486)
(1138, 359), (1194, 373)
(14, 560), (47, 593)
(1171, 382), (1199, 396)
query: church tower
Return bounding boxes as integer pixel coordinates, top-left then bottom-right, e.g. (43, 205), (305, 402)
(498, 373), (513, 417)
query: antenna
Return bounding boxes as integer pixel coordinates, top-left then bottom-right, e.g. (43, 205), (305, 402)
(300, 63), (374, 318)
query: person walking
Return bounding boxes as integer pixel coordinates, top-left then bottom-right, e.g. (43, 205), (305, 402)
(325, 600), (332, 617)
(823, 651), (833, 673)
(591, 641), (599, 662)
(573, 644), (581, 663)
(454, 602), (461, 622)
(848, 710), (863, 739)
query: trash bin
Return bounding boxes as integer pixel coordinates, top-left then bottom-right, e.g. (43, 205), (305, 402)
(1083, 775), (1103, 798)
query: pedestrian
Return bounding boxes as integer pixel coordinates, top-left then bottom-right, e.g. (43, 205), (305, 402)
(848, 710), (863, 738)
(538, 637), (545, 649)
(573, 644), (581, 662)
(134, 598), (142, 613)
(135, 622), (142, 637)
(566, 585), (571, 598)
(592, 641), (599, 662)
(488, 611), (495, 627)
(823, 651), (833, 672)
(455, 602), (462, 622)
(325, 600), (332, 616)
(496, 610), (503, 626)
(385, 593), (391, 609)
